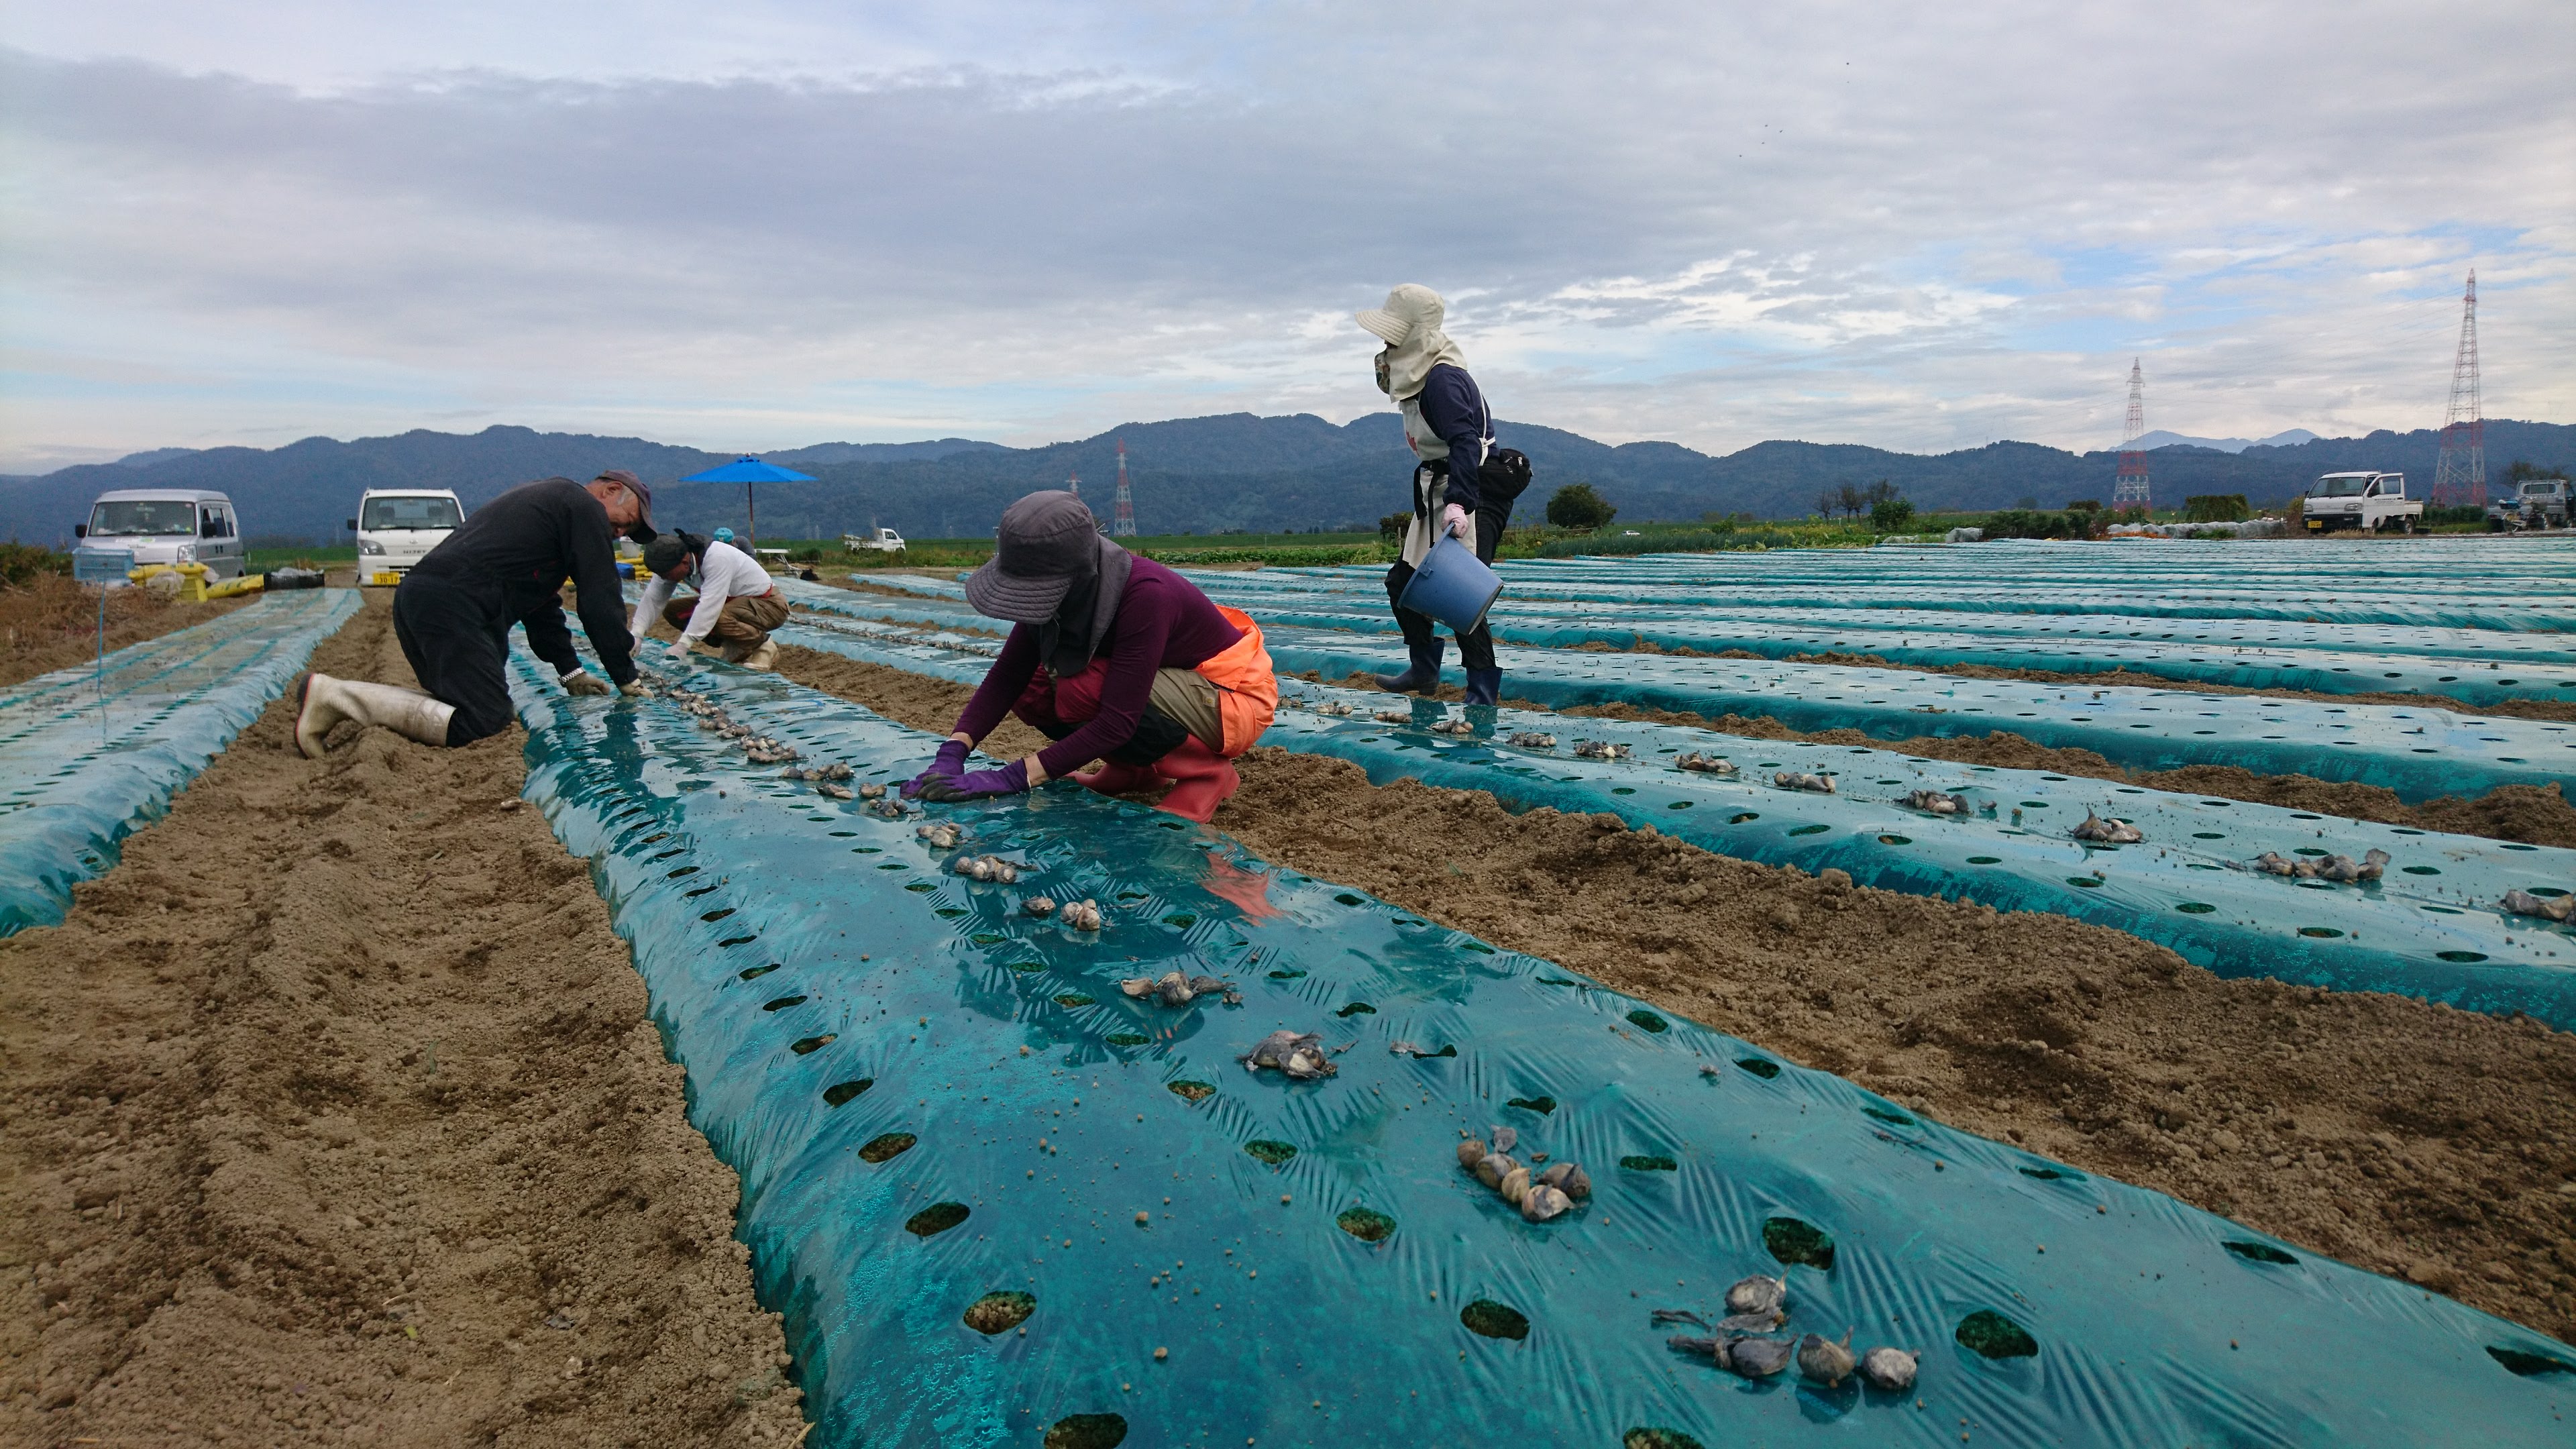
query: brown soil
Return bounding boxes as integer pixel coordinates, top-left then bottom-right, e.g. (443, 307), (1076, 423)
(1298, 672), (2576, 849)
(1774, 649), (2576, 723)
(782, 648), (2576, 1344)
(0, 573), (251, 690)
(0, 592), (808, 1446)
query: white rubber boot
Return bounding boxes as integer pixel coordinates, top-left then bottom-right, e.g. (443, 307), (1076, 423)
(738, 639), (779, 672)
(294, 674), (455, 758)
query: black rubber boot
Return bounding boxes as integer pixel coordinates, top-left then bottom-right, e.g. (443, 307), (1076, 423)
(1373, 640), (1446, 695)
(1461, 669), (1501, 707)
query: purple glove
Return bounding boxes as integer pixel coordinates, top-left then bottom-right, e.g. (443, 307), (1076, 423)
(902, 739), (972, 798)
(914, 759), (1030, 803)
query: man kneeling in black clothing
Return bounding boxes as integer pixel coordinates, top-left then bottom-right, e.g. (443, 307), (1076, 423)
(294, 471), (655, 755)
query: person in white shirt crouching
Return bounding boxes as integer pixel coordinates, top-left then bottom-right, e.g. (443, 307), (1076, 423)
(631, 530), (790, 670)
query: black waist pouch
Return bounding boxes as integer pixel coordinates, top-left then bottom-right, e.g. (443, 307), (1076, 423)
(1479, 447), (1532, 502)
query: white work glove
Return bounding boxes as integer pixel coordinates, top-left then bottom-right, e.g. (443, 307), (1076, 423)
(1441, 502), (1472, 540)
(561, 669), (612, 698)
(630, 628), (647, 653)
(665, 638), (696, 661)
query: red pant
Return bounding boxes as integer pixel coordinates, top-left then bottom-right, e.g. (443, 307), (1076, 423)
(1011, 661), (1106, 736)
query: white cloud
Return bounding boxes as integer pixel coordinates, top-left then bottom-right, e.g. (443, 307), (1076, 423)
(0, 1), (2569, 472)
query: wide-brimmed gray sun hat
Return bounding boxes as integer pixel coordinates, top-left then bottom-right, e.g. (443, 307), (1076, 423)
(965, 491), (1104, 623)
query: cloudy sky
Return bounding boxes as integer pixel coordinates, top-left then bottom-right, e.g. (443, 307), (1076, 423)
(2, 1), (2569, 473)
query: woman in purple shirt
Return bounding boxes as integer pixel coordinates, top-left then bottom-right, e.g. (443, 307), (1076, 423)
(908, 491), (1279, 822)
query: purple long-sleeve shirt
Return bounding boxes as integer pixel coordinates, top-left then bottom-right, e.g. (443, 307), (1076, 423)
(954, 556), (1243, 777)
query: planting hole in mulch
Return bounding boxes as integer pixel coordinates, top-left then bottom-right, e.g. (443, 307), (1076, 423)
(1955, 1309), (2038, 1359)
(1044, 1413), (1128, 1449)
(1764, 1216), (1835, 1271)
(1167, 1080), (1215, 1102)
(2488, 1346), (2576, 1377)
(1336, 1207), (1395, 1242)
(1244, 1140), (1297, 1165)
(1460, 1299), (1529, 1340)
(906, 1202), (970, 1238)
(963, 1290), (1035, 1335)
(822, 1078), (873, 1107)
(858, 1132), (916, 1163)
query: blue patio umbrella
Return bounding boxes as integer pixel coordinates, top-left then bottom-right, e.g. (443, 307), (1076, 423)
(678, 455), (814, 549)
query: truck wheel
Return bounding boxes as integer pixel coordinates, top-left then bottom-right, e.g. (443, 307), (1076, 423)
(2398, 516), (2415, 535)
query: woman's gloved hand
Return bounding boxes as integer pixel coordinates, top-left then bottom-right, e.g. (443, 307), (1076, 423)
(1441, 502), (1472, 539)
(914, 759), (1029, 802)
(902, 739), (973, 798)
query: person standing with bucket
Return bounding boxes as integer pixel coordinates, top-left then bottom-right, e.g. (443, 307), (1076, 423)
(905, 491), (1277, 822)
(1356, 284), (1527, 706)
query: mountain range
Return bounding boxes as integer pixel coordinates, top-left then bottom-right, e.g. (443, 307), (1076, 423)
(2128, 428), (2320, 453)
(3, 416), (2568, 546)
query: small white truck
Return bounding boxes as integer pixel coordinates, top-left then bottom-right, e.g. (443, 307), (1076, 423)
(348, 488), (465, 585)
(842, 527), (906, 553)
(2302, 472), (2422, 534)
(2487, 477), (2570, 532)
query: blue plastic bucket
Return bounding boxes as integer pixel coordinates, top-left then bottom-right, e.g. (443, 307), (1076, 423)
(1397, 534), (1503, 632)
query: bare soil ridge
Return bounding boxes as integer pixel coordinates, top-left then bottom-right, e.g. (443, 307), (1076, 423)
(1, 592), (807, 1446)
(0, 572), (251, 690)
(782, 645), (2576, 1344)
(800, 580), (2576, 847)
(1299, 672), (2576, 849)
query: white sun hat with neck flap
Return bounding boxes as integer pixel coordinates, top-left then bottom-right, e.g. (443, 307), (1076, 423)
(1355, 283), (1466, 400)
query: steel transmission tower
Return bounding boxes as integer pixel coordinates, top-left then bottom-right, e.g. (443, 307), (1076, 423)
(1065, 467), (1079, 499)
(1111, 439), (1138, 537)
(2112, 359), (2152, 511)
(2431, 270), (2485, 508)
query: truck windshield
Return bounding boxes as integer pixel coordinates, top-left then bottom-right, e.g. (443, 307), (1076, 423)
(2316, 476), (2371, 498)
(362, 496), (464, 531)
(87, 499), (202, 536)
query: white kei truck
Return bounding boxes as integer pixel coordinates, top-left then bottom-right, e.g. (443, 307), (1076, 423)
(349, 490), (466, 585)
(2301, 472), (2423, 534)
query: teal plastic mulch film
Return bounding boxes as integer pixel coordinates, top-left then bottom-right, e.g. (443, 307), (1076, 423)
(508, 649), (2576, 1449)
(771, 580), (2576, 806)
(0, 588), (361, 935)
(767, 607), (2576, 1030)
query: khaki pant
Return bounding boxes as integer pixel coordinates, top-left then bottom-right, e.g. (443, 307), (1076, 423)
(664, 590), (789, 648)
(1144, 666), (1227, 752)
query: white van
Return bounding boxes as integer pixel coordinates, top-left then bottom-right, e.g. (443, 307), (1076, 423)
(72, 488), (246, 584)
(349, 489), (465, 585)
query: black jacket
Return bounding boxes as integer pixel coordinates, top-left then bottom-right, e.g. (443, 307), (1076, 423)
(410, 476), (639, 685)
